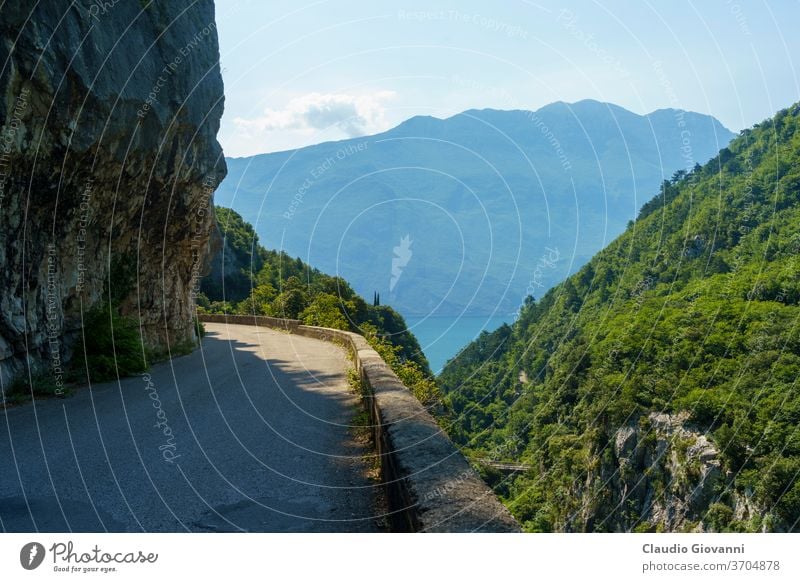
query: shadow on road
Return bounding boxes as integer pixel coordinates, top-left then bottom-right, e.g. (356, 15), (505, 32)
(0, 324), (385, 532)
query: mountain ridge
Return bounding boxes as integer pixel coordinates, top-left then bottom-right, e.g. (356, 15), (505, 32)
(217, 100), (735, 317)
(229, 99), (731, 158)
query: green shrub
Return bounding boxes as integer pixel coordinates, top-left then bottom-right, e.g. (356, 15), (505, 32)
(360, 323), (442, 407)
(74, 302), (147, 383)
(194, 317), (206, 338)
(271, 288), (307, 319)
(704, 503), (734, 531)
(300, 293), (350, 329)
(2, 371), (66, 404)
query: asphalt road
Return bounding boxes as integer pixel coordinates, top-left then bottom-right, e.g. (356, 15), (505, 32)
(0, 323), (383, 532)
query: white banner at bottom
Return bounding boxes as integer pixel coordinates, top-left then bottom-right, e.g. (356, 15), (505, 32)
(1, 533), (797, 581)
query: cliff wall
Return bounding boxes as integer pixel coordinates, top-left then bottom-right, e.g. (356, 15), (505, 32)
(0, 1), (226, 382)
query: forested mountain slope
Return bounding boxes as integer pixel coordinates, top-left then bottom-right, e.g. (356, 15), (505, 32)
(439, 103), (800, 532)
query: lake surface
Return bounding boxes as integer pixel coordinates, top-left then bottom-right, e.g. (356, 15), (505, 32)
(404, 316), (511, 375)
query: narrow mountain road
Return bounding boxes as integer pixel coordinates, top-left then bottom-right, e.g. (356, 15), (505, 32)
(0, 323), (383, 532)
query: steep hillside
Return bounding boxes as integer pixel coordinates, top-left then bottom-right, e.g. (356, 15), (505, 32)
(0, 2), (226, 384)
(201, 207), (265, 303)
(200, 207), (433, 380)
(439, 103), (800, 532)
(217, 100), (734, 316)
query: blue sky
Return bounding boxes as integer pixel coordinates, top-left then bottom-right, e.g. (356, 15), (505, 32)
(213, 0), (800, 157)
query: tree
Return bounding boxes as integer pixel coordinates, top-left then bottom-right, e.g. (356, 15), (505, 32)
(273, 288), (307, 319)
(300, 293), (350, 329)
(236, 283), (276, 315)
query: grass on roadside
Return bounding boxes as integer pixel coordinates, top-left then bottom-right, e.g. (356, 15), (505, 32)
(346, 367), (381, 482)
(1, 370), (72, 406)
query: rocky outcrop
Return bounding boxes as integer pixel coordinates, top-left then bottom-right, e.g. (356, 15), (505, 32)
(0, 1), (226, 382)
(611, 413), (722, 531)
(574, 412), (754, 532)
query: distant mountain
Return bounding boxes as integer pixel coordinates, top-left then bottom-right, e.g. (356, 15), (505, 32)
(216, 100), (735, 317)
(438, 102), (800, 531)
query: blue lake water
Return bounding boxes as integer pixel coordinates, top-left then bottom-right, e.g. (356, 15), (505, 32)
(404, 316), (511, 375)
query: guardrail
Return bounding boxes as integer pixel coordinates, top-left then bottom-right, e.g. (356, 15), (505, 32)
(198, 313), (520, 532)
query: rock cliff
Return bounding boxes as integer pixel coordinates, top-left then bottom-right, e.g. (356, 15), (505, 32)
(0, 1), (226, 383)
(572, 412), (763, 532)
(602, 413), (725, 532)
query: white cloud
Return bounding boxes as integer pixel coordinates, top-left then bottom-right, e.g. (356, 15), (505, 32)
(233, 91), (396, 139)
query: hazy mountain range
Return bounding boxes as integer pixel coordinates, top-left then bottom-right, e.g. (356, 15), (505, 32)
(215, 99), (735, 316)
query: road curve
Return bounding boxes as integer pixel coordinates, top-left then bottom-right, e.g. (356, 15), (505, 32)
(0, 323), (383, 532)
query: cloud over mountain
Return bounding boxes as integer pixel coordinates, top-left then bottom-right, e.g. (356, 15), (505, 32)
(234, 91), (396, 138)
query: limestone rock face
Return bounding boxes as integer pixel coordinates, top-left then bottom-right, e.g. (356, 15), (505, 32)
(0, 1), (226, 380)
(579, 412), (737, 532)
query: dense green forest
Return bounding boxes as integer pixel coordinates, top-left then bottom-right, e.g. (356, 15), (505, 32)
(439, 103), (800, 532)
(199, 207), (438, 405)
